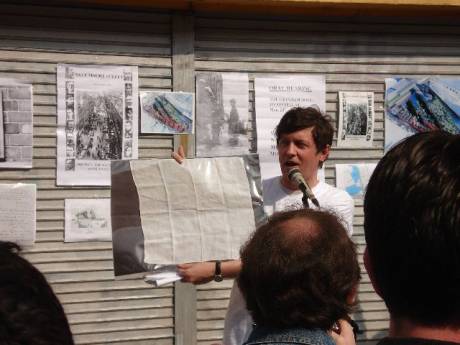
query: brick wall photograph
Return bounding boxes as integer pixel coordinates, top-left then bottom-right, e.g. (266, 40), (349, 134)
(0, 84), (33, 169)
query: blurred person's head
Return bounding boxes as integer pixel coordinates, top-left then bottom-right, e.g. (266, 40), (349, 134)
(0, 241), (74, 345)
(364, 131), (460, 327)
(238, 208), (360, 330)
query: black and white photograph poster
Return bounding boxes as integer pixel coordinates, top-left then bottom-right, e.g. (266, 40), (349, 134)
(254, 75), (326, 180)
(195, 72), (249, 157)
(0, 80), (33, 169)
(337, 91), (374, 148)
(65, 198), (112, 242)
(56, 64), (139, 186)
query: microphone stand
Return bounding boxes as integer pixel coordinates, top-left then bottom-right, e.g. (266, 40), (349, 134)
(299, 184), (310, 209)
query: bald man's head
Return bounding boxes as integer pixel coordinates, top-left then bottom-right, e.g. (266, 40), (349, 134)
(238, 209), (360, 330)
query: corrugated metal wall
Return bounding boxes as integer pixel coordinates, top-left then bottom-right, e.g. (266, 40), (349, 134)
(0, 3), (175, 344)
(2, 3), (460, 345)
(194, 13), (460, 345)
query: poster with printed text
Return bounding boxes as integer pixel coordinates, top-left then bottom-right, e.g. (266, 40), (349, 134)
(65, 198), (112, 242)
(337, 92), (374, 148)
(254, 75), (326, 180)
(335, 163), (377, 199)
(195, 72), (250, 157)
(385, 77), (460, 152)
(0, 183), (36, 245)
(56, 64), (138, 185)
(140, 91), (194, 134)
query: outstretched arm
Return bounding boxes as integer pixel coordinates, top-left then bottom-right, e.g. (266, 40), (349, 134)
(177, 260), (242, 284)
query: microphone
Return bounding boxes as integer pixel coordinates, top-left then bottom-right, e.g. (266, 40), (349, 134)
(287, 168), (320, 208)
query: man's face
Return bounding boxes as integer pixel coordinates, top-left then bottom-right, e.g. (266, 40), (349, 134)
(277, 127), (329, 186)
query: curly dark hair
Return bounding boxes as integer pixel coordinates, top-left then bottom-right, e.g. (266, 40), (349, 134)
(364, 131), (460, 325)
(237, 209), (360, 330)
(275, 107), (334, 153)
(0, 241), (74, 345)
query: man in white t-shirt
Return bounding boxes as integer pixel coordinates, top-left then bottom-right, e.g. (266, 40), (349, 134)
(174, 107), (354, 345)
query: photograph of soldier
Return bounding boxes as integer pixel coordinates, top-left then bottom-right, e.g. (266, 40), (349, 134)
(196, 72), (249, 157)
(75, 90), (123, 160)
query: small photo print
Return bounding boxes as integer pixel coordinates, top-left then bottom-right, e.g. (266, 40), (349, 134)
(125, 107), (133, 121)
(124, 71), (132, 82)
(125, 120), (133, 139)
(65, 159), (75, 171)
(125, 83), (133, 97)
(66, 107), (75, 121)
(65, 67), (74, 79)
(124, 139), (133, 158)
(140, 91), (194, 134)
(66, 81), (74, 95)
(65, 198), (112, 242)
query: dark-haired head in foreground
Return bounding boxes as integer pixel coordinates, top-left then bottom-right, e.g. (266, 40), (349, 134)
(0, 241), (74, 345)
(364, 131), (460, 342)
(238, 208), (360, 331)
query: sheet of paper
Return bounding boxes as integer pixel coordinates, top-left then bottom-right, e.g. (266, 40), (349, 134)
(65, 198), (112, 242)
(337, 92), (374, 148)
(0, 183), (36, 245)
(56, 64), (139, 185)
(254, 75), (326, 180)
(385, 77), (460, 152)
(0, 80), (33, 169)
(130, 157), (256, 264)
(196, 72), (250, 157)
(335, 163), (377, 199)
(140, 91), (194, 134)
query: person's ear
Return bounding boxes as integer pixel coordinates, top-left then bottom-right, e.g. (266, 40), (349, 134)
(364, 246), (383, 298)
(346, 282), (359, 305)
(318, 144), (330, 164)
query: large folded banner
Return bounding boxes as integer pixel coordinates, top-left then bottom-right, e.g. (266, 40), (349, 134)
(111, 155), (264, 277)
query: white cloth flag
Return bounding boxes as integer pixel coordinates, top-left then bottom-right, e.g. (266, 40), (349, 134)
(254, 76), (326, 180)
(130, 157), (256, 264)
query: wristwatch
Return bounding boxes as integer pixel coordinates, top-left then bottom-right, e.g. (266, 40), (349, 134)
(214, 261), (223, 282)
